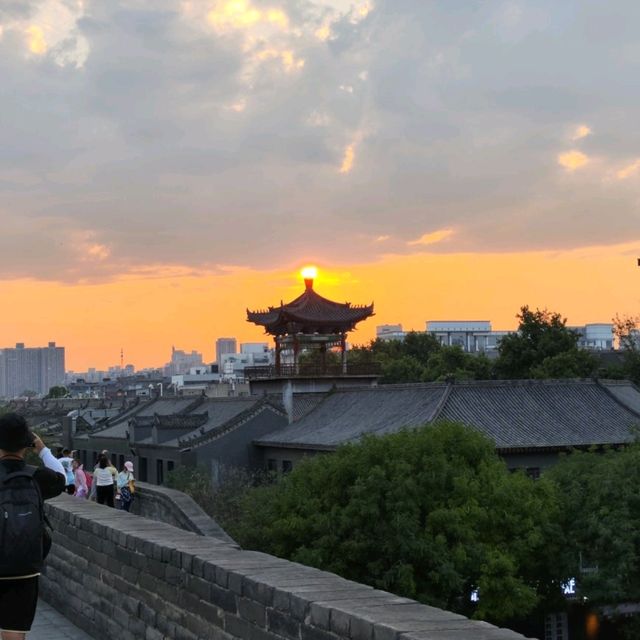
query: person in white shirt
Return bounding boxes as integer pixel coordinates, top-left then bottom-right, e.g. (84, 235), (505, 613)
(94, 454), (116, 507)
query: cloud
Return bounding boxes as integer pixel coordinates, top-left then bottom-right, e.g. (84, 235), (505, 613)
(407, 229), (454, 247)
(2, 1), (640, 283)
(557, 150), (589, 171)
(572, 124), (592, 141)
(339, 143), (356, 173)
(25, 25), (46, 54)
(616, 159), (640, 180)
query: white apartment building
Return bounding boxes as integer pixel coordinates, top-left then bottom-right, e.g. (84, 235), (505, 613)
(376, 324), (407, 341)
(426, 321), (508, 353)
(569, 324), (614, 350)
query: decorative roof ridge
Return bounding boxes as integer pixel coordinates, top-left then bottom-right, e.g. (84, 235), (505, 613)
(89, 397), (155, 433)
(178, 397), (286, 449)
(322, 378), (630, 395)
(429, 383), (454, 422)
(594, 379), (640, 420)
(177, 395), (206, 415)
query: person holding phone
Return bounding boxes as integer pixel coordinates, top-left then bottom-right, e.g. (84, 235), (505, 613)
(0, 413), (65, 639)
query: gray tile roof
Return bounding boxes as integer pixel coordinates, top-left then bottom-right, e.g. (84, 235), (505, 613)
(438, 379), (640, 449)
(256, 384), (447, 448)
(254, 379), (640, 451)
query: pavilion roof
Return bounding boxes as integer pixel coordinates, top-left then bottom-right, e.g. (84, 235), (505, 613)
(247, 280), (374, 336)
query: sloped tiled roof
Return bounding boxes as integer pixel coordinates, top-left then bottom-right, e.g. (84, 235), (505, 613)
(247, 282), (373, 335)
(438, 379), (640, 449)
(255, 379), (640, 451)
(256, 384), (447, 448)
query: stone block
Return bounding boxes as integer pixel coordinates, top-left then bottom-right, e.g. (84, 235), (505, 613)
(238, 597), (267, 627)
(210, 583), (238, 613)
(267, 607), (301, 639)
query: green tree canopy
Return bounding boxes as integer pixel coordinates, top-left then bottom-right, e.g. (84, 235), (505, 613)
(350, 333), (492, 384)
(547, 444), (640, 607)
(46, 385), (68, 399)
(495, 306), (596, 379)
(235, 421), (564, 624)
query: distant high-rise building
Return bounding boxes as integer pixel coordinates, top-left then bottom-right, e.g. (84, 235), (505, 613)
(216, 337), (237, 365)
(164, 347), (203, 376)
(0, 342), (65, 398)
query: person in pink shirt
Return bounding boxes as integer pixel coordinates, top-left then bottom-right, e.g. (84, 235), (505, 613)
(72, 459), (88, 498)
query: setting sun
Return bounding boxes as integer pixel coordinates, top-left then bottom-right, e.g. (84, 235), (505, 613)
(301, 265), (318, 280)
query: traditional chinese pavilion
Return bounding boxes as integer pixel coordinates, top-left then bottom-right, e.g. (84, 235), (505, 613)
(246, 272), (374, 376)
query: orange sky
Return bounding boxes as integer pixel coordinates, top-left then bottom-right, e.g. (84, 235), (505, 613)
(1, 241), (638, 371)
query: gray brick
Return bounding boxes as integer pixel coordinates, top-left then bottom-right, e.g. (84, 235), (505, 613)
(238, 598), (267, 627)
(268, 607), (301, 640)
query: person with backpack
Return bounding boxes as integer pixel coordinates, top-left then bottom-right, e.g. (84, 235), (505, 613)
(116, 461), (135, 512)
(0, 413), (65, 639)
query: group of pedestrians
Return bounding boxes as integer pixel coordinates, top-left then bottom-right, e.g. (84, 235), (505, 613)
(56, 448), (136, 511)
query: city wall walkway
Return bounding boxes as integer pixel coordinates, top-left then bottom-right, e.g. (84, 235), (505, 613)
(40, 495), (536, 640)
(31, 600), (93, 640)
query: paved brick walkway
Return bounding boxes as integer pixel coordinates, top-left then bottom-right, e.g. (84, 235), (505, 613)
(28, 600), (93, 640)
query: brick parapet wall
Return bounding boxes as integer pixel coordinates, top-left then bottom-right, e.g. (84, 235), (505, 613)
(41, 496), (535, 640)
(131, 482), (237, 545)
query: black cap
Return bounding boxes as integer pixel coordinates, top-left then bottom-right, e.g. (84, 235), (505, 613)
(0, 413), (33, 452)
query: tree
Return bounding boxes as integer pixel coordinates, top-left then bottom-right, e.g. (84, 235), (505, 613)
(351, 333), (493, 384)
(234, 422), (564, 625)
(46, 385), (68, 399)
(423, 346), (493, 382)
(547, 445), (640, 638)
(611, 314), (640, 384)
(495, 306), (596, 379)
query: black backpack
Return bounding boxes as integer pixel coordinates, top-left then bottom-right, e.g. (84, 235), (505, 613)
(0, 465), (49, 577)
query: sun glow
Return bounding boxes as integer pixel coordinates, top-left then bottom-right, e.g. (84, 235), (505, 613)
(301, 266), (318, 280)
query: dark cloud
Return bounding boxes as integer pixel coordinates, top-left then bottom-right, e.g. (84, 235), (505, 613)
(0, 0), (639, 282)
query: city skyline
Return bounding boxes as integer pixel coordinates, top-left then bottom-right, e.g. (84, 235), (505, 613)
(1, 2), (640, 369)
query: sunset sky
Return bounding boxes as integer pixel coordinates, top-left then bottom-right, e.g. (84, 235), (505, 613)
(1, 1), (639, 370)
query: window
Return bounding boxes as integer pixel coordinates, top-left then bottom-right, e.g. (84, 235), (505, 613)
(156, 459), (164, 485)
(118, 454), (125, 470)
(167, 460), (174, 473)
(139, 457), (148, 482)
(525, 467), (540, 480)
(92, 451), (98, 466)
(544, 612), (568, 640)
(281, 460), (293, 473)
(267, 459), (277, 472)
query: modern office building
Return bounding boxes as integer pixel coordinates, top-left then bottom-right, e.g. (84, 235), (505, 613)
(426, 321), (508, 353)
(0, 342), (65, 398)
(376, 324), (406, 341)
(569, 324), (614, 350)
(215, 337), (237, 365)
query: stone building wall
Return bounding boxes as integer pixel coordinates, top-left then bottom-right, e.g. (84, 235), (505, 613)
(41, 495), (535, 640)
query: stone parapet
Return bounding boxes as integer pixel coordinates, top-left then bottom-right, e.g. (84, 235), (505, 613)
(131, 482), (236, 544)
(41, 496), (536, 640)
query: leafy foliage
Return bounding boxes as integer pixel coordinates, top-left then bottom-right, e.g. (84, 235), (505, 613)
(47, 385), (68, 399)
(612, 314), (640, 384)
(494, 306), (596, 379)
(349, 332), (493, 384)
(234, 422), (564, 624)
(166, 464), (275, 542)
(547, 444), (640, 607)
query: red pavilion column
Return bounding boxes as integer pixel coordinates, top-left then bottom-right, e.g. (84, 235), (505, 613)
(341, 333), (347, 374)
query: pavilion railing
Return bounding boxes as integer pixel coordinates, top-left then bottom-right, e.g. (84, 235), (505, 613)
(244, 362), (382, 379)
